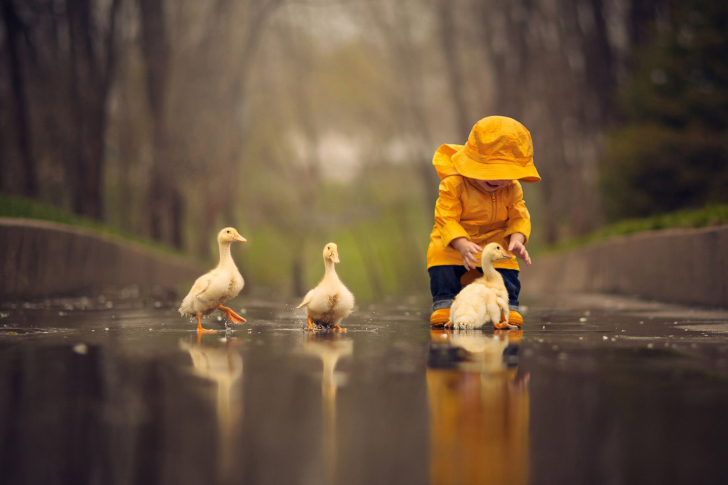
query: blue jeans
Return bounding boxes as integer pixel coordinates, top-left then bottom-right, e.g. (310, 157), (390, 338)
(429, 265), (521, 312)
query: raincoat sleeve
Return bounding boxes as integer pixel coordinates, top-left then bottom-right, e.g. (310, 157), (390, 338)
(434, 176), (470, 248)
(503, 181), (532, 245)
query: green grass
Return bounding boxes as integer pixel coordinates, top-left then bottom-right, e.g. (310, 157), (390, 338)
(540, 204), (728, 255)
(0, 193), (186, 258)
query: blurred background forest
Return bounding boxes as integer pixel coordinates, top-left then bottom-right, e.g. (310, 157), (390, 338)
(1, 0), (726, 301)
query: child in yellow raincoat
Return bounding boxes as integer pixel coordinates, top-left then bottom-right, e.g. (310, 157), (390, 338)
(427, 116), (540, 328)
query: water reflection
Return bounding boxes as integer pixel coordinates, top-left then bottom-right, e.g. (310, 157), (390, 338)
(179, 333), (244, 484)
(427, 329), (530, 485)
(302, 332), (353, 485)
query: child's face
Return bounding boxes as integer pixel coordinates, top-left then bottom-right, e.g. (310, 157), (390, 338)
(474, 179), (512, 192)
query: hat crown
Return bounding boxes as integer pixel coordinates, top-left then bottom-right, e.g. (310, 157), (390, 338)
(465, 116), (532, 165)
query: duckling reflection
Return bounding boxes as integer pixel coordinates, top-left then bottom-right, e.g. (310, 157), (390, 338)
(302, 332), (353, 485)
(179, 333), (244, 482)
(427, 329), (530, 485)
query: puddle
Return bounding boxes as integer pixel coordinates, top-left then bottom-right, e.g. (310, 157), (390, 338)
(0, 294), (726, 484)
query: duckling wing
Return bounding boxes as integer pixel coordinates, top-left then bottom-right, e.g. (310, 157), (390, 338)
(296, 289), (315, 309)
(192, 275), (213, 301)
(179, 273), (213, 315)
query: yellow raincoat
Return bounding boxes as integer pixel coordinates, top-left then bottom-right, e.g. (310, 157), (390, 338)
(426, 117), (539, 272)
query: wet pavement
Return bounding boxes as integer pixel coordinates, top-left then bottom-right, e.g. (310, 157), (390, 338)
(1, 292), (727, 485)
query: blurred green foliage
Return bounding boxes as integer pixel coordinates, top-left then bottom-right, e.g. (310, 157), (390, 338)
(239, 164), (432, 302)
(541, 203), (728, 255)
(601, 0), (728, 220)
(0, 193), (184, 258)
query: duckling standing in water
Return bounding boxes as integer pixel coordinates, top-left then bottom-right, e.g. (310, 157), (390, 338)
(448, 243), (517, 330)
(297, 243), (354, 332)
(179, 227), (247, 333)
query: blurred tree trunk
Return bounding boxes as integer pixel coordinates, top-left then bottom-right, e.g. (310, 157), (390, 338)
(366, 0), (440, 206)
(1, 0), (38, 198)
(628, 0), (668, 47)
(66, 0), (123, 219)
(189, 0), (284, 259)
(138, 0), (183, 248)
(436, 0), (471, 137)
(281, 13), (322, 297)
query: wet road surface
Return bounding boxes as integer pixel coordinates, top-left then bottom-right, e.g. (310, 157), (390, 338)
(1, 292), (727, 485)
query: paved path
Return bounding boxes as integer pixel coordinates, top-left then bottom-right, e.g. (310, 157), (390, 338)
(0, 291), (726, 484)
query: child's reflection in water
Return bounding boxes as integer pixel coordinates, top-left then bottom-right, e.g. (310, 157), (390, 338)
(427, 329), (530, 485)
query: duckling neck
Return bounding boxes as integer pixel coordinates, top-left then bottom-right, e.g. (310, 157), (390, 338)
(218, 242), (234, 268)
(481, 263), (498, 280)
(324, 259), (338, 279)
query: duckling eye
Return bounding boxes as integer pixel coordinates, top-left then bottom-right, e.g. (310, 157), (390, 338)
(226, 230), (231, 234)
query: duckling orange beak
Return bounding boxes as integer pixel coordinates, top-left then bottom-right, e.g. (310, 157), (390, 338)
(501, 250), (514, 260)
(234, 234), (247, 243)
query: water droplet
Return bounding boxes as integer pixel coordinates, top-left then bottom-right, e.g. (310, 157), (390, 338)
(73, 343), (88, 355)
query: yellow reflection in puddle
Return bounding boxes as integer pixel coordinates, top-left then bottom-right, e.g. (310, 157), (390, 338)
(303, 332), (353, 485)
(180, 334), (244, 482)
(427, 329), (529, 485)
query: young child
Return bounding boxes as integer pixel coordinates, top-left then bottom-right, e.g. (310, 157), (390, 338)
(427, 116), (540, 328)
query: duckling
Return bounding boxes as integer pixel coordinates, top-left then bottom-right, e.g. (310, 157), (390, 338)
(448, 242), (516, 330)
(297, 243), (354, 331)
(179, 227), (247, 333)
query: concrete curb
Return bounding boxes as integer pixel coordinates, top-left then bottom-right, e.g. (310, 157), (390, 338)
(520, 224), (728, 308)
(0, 218), (204, 300)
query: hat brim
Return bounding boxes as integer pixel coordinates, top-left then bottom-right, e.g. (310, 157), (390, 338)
(452, 150), (541, 183)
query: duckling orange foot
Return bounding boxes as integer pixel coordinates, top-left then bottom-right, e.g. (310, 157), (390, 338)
(218, 305), (246, 324)
(493, 321), (518, 330)
(332, 325), (347, 333)
(195, 314), (218, 333)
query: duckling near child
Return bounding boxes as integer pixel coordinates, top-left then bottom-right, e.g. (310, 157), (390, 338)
(297, 243), (354, 332)
(448, 242), (517, 330)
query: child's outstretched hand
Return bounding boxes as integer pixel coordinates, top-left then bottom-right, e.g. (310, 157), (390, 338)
(451, 237), (482, 271)
(508, 233), (532, 266)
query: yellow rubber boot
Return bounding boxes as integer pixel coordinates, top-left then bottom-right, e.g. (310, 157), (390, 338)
(509, 310), (524, 327)
(493, 310), (523, 330)
(430, 308), (451, 327)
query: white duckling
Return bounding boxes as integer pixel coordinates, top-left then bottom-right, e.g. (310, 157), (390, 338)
(448, 242), (517, 330)
(297, 243), (354, 331)
(179, 227), (247, 333)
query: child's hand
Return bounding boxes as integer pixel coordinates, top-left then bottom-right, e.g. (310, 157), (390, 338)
(508, 233), (532, 266)
(451, 237), (482, 271)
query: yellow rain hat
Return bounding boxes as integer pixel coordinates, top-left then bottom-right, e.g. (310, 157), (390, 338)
(452, 116), (541, 183)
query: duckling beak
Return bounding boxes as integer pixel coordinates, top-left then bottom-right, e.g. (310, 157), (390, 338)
(234, 234), (247, 243)
(501, 251), (514, 260)
(332, 253), (340, 264)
